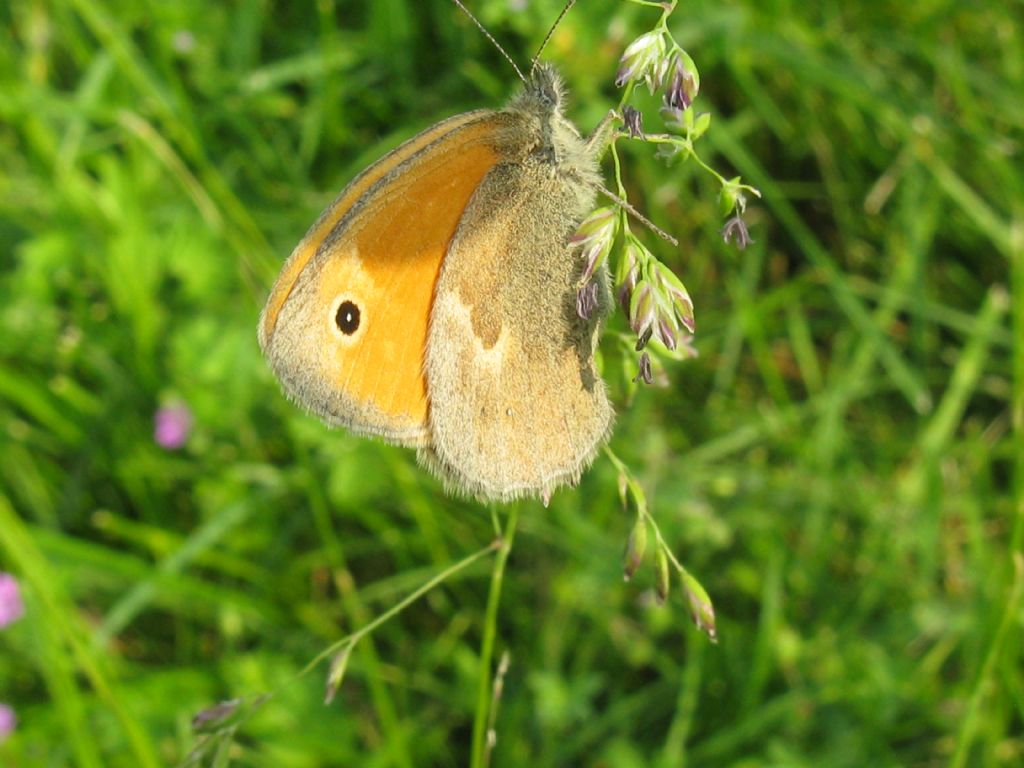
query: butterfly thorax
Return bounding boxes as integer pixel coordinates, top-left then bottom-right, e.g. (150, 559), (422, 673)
(502, 63), (601, 189)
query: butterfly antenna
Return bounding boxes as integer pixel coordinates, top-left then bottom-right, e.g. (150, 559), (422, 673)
(529, 0), (576, 77)
(451, 0), (528, 85)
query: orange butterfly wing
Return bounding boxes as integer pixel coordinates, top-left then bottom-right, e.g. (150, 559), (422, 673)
(259, 111), (505, 445)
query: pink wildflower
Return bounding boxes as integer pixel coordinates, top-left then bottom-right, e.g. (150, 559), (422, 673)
(0, 573), (24, 628)
(154, 403), (193, 450)
(0, 703), (15, 743)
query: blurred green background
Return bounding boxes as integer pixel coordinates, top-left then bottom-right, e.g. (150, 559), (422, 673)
(1, 0), (1021, 765)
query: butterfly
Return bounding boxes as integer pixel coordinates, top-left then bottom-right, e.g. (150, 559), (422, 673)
(259, 4), (616, 503)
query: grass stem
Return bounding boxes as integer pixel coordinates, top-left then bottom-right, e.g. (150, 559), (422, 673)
(470, 504), (520, 768)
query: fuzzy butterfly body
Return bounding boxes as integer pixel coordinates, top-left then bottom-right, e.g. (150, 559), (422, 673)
(259, 64), (614, 502)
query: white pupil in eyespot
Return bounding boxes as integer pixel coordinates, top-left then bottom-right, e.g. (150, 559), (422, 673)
(335, 300), (360, 335)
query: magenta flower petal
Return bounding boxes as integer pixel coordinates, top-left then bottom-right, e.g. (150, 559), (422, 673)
(0, 703), (15, 742)
(576, 280), (600, 321)
(633, 352), (654, 385)
(622, 106), (644, 139)
(616, 31), (665, 89)
(628, 282), (656, 343)
(154, 403), (193, 450)
(0, 573), (24, 628)
(721, 214), (754, 250)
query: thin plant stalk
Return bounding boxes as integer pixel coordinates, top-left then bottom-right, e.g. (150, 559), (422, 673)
(470, 504), (520, 768)
(301, 539), (501, 677)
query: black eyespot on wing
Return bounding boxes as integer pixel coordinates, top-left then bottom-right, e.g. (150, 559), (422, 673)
(335, 300), (360, 335)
